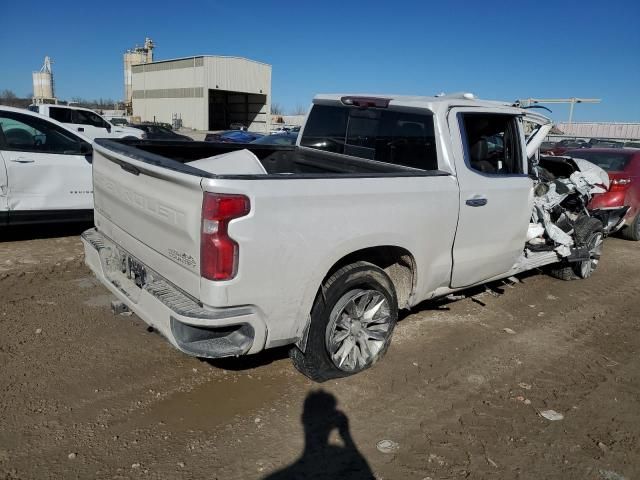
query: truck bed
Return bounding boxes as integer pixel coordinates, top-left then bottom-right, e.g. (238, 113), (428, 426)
(97, 139), (448, 179)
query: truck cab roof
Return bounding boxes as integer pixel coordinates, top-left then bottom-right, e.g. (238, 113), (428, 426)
(313, 93), (530, 115)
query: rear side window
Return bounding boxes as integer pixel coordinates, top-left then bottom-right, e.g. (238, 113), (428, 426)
(74, 110), (108, 128)
(49, 107), (73, 123)
(300, 105), (438, 170)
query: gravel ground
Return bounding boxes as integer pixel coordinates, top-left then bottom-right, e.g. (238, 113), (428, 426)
(1, 227), (639, 479)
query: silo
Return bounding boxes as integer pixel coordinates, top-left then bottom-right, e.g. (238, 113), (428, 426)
(32, 56), (55, 102)
(123, 38), (154, 112)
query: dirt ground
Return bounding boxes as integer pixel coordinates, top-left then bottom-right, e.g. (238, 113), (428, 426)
(1, 225), (639, 480)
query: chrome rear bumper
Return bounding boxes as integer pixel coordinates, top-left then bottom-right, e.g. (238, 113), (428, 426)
(81, 228), (267, 358)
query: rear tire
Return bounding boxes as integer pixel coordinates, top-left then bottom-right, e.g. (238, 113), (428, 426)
(548, 217), (604, 281)
(621, 214), (640, 241)
(290, 262), (398, 382)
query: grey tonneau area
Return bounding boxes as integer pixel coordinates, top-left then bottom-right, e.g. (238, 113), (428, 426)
(94, 138), (451, 180)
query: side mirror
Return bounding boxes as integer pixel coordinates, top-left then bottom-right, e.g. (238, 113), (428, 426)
(80, 141), (93, 155)
(105, 123), (112, 133)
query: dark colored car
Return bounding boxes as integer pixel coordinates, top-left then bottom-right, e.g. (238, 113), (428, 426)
(540, 141), (556, 154)
(565, 148), (640, 240)
(250, 132), (298, 146)
(130, 123), (193, 141)
(589, 138), (624, 148)
(204, 130), (265, 143)
(624, 141), (640, 148)
(547, 139), (590, 156)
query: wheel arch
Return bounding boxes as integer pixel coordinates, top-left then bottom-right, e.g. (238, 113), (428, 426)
(320, 246), (417, 310)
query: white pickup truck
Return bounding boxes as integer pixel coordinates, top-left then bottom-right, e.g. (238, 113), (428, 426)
(82, 93), (624, 381)
(28, 104), (144, 141)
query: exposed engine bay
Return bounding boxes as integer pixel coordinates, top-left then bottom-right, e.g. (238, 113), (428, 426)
(526, 155), (628, 267)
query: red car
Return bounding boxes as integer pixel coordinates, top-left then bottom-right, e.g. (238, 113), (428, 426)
(565, 148), (640, 240)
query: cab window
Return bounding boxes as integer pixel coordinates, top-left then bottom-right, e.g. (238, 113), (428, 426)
(0, 112), (84, 155)
(49, 107), (73, 123)
(74, 110), (108, 128)
(300, 104), (438, 170)
(460, 113), (523, 175)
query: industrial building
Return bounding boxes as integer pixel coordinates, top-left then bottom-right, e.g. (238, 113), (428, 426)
(32, 56), (56, 105)
(123, 38), (154, 113)
(131, 55), (271, 132)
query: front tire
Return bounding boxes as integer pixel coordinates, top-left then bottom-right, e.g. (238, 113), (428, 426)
(548, 217), (604, 281)
(290, 262), (398, 382)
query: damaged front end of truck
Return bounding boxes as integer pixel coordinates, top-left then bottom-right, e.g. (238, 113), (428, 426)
(520, 115), (628, 279)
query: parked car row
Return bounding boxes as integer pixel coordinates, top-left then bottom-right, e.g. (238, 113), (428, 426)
(204, 128), (299, 146)
(270, 124), (301, 135)
(204, 130), (265, 143)
(129, 123), (193, 141)
(544, 137), (638, 156)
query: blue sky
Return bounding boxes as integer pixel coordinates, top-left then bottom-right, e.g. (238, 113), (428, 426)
(1, 0), (639, 122)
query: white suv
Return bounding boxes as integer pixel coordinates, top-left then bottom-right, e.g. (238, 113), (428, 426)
(28, 105), (144, 141)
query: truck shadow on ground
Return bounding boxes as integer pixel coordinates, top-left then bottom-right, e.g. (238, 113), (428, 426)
(0, 222), (93, 242)
(205, 271), (543, 373)
(202, 345), (291, 371)
(403, 269), (541, 318)
(262, 389), (374, 480)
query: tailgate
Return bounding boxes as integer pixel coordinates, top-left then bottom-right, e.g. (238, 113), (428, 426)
(91, 140), (205, 298)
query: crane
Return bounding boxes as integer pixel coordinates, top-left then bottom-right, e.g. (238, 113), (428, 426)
(519, 97), (601, 124)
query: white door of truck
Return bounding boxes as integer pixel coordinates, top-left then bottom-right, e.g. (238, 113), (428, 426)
(0, 110), (93, 213)
(448, 108), (533, 288)
(0, 151), (8, 224)
(72, 109), (112, 140)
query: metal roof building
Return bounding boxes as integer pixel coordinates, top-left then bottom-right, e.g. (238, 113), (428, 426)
(131, 55), (271, 132)
(556, 122), (640, 140)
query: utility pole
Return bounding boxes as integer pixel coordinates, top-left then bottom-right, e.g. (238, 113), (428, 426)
(520, 98), (601, 125)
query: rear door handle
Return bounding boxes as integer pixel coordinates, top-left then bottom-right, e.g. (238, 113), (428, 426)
(10, 158), (35, 164)
(77, 127), (84, 132)
(466, 196), (488, 207)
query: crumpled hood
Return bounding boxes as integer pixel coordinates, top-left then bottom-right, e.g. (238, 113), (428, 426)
(530, 155), (610, 255)
(570, 157), (609, 193)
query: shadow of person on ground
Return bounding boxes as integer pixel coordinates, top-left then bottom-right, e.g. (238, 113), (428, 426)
(263, 389), (374, 480)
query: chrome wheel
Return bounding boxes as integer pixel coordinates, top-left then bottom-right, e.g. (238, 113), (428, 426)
(579, 232), (603, 278)
(325, 289), (392, 372)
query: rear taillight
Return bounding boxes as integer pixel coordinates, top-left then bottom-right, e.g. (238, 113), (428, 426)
(610, 178), (632, 192)
(201, 193), (250, 281)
